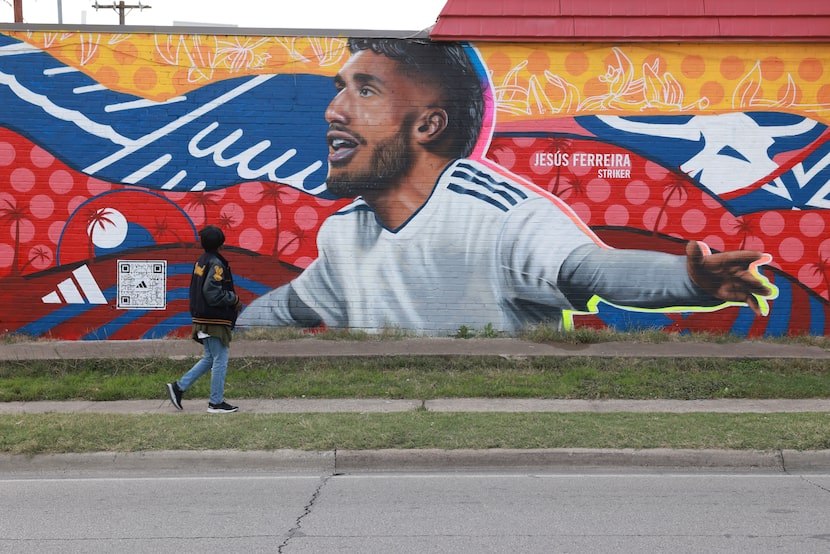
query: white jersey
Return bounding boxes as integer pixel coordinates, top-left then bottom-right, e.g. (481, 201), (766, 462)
(253, 159), (597, 333)
(239, 158), (712, 334)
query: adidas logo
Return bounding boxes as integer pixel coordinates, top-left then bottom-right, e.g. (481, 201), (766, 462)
(41, 264), (107, 305)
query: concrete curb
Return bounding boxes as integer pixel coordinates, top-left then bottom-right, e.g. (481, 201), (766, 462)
(335, 448), (830, 473)
(3, 448), (830, 476)
(335, 448), (785, 472)
(0, 449), (334, 476)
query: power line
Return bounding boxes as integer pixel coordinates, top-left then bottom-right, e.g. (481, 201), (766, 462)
(92, 0), (151, 25)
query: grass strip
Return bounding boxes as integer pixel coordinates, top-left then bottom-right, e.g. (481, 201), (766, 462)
(2, 412), (829, 456)
(2, 356), (830, 401)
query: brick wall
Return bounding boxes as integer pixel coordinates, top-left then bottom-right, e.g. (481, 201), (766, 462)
(0, 31), (827, 338)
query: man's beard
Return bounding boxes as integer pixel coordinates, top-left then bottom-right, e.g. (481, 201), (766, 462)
(326, 124), (413, 199)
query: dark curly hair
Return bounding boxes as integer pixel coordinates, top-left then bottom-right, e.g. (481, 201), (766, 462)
(347, 38), (485, 159)
(199, 225), (225, 253)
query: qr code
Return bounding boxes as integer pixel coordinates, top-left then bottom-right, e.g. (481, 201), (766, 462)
(117, 260), (167, 309)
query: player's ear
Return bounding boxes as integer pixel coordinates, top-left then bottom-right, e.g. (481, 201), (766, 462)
(415, 109), (448, 143)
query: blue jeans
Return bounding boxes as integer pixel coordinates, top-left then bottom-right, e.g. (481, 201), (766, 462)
(177, 336), (229, 405)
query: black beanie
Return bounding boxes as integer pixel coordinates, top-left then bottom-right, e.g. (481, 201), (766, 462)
(199, 225), (225, 252)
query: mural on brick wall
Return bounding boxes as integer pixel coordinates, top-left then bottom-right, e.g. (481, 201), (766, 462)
(0, 31), (827, 339)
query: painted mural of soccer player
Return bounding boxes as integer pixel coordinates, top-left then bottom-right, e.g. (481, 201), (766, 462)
(237, 38), (776, 335)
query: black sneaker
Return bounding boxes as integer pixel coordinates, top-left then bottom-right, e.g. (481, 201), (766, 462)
(166, 382), (183, 410)
(208, 401), (239, 414)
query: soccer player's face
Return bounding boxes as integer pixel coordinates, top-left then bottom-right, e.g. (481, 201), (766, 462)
(324, 50), (425, 198)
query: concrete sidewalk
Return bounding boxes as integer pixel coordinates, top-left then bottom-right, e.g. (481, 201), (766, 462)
(6, 442), (827, 475)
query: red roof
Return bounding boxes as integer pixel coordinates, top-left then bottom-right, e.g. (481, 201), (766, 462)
(429, 0), (830, 42)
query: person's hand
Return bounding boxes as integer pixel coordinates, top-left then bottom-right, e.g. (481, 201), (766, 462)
(686, 240), (774, 316)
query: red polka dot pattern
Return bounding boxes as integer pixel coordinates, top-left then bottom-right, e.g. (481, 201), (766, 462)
(0, 128), (349, 276)
(490, 135), (830, 300)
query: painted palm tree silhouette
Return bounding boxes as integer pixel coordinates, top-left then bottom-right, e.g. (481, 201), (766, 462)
(556, 175), (586, 199)
(277, 227), (309, 258)
(257, 183), (290, 256)
(652, 173), (689, 236)
(86, 207), (116, 259)
(0, 198), (29, 276)
(544, 135), (572, 196)
(152, 217), (185, 245)
(186, 192), (220, 226)
(19, 245), (52, 274)
(810, 257), (830, 301)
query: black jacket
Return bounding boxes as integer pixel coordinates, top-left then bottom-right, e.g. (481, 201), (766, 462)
(190, 251), (240, 327)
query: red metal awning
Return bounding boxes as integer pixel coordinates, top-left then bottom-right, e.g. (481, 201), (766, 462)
(429, 0), (830, 42)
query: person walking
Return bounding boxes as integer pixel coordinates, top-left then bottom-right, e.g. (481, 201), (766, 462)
(167, 225), (242, 413)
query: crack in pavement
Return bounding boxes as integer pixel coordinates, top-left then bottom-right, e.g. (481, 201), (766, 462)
(801, 475), (830, 495)
(278, 474), (331, 553)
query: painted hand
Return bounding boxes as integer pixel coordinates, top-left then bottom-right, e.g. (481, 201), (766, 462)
(685, 240), (774, 316)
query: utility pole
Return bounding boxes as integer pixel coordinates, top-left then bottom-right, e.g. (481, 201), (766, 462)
(92, 0), (151, 25)
(13, 0), (22, 22)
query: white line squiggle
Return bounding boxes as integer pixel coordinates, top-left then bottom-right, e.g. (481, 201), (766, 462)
(83, 73), (276, 174)
(0, 69), (132, 146)
(105, 96), (187, 113)
(0, 43), (40, 57)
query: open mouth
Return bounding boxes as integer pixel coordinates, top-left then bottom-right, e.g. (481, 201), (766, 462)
(327, 128), (362, 164)
(330, 137), (358, 160)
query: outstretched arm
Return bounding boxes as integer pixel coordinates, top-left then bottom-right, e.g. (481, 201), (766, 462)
(236, 284), (323, 328)
(685, 240), (773, 316)
(558, 242), (774, 314)
(559, 244), (717, 310)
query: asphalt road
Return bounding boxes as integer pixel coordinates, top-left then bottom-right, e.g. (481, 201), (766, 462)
(3, 337), (830, 552)
(3, 467), (830, 553)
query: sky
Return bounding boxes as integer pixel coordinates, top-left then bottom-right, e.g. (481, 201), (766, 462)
(0, 0), (449, 30)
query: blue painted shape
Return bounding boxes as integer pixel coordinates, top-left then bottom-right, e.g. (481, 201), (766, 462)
(0, 34), (334, 196)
